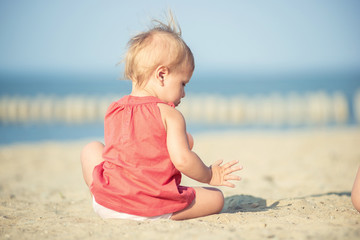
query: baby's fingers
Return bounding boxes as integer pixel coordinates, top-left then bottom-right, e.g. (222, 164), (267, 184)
(222, 174), (241, 188)
(224, 164), (243, 175)
(213, 159), (224, 167)
(223, 160), (239, 169)
(222, 181), (236, 188)
(224, 174), (241, 181)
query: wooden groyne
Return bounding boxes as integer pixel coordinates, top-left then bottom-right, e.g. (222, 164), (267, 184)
(0, 91), (359, 126)
(0, 95), (117, 124)
(179, 91), (352, 126)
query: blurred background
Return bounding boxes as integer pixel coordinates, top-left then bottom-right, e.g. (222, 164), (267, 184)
(0, 0), (359, 144)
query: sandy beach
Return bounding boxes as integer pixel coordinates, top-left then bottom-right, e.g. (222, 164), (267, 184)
(1, 127), (359, 239)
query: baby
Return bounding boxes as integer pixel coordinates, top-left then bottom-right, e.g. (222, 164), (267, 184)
(352, 167), (360, 213)
(81, 12), (242, 221)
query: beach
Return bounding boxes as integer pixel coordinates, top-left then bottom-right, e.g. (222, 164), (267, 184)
(0, 128), (359, 239)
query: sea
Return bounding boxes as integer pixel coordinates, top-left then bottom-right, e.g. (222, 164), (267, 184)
(0, 69), (359, 145)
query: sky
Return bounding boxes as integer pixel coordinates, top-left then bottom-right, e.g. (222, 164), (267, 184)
(0, 0), (360, 75)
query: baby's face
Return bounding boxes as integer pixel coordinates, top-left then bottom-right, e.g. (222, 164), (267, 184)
(162, 66), (193, 106)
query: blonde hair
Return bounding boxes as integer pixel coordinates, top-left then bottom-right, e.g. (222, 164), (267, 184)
(123, 11), (195, 86)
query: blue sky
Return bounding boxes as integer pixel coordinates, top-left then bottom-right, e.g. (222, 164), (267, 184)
(0, 0), (359, 75)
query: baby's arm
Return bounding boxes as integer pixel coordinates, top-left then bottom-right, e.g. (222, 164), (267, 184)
(158, 104), (241, 187)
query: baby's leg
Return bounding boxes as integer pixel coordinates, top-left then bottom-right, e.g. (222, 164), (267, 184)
(351, 166), (360, 212)
(80, 141), (104, 188)
(171, 187), (224, 220)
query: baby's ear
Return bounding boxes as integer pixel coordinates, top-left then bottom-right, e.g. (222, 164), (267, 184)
(155, 65), (169, 86)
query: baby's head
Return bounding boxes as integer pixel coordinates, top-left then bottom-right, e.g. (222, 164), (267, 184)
(124, 13), (194, 87)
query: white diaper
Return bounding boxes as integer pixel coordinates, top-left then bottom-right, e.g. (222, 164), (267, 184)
(92, 197), (172, 221)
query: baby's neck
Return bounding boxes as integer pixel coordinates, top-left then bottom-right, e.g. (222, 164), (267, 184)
(131, 84), (157, 98)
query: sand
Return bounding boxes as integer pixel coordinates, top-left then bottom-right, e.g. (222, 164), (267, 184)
(0, 128), (359, 239)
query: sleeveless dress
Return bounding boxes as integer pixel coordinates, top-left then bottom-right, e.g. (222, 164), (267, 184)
(91, 95), (196, 217)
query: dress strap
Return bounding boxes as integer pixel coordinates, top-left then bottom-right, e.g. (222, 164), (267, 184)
(163, 102), (175, 108)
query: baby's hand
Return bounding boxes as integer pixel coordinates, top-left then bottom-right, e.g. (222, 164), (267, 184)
(209, 160), (242, 188)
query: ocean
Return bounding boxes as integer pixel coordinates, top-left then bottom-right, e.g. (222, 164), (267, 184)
(1, 70), (359, 144)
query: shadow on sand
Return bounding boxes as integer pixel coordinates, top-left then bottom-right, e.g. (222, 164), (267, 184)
(222, 194), (279, 213)
(222, 192), (351, 214)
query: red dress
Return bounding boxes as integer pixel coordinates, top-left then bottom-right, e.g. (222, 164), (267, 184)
(91, 95), (195, 217)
